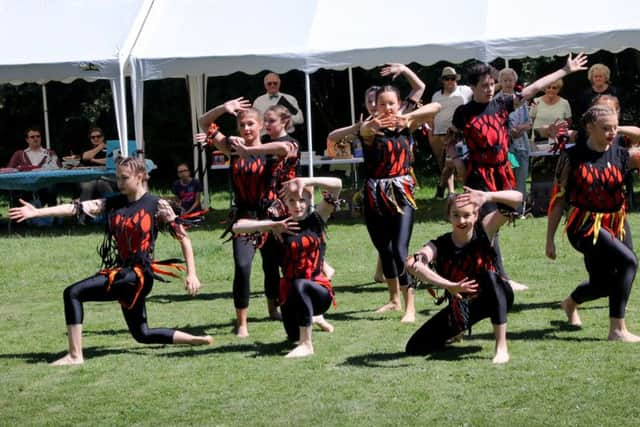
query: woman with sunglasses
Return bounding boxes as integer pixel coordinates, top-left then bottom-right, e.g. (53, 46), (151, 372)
(530, 79), (572, 144)
(78, 127), (115, 201)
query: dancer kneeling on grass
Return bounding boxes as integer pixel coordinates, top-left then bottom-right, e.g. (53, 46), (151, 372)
(232, 176), (341, 358)
(405, 187), (522, 364)
(8, 157), (212, 365)
(546, 105), (640, 342)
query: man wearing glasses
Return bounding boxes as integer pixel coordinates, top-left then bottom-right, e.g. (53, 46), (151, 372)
(7, 126), (60, 207)
(253, 72), (304, 133)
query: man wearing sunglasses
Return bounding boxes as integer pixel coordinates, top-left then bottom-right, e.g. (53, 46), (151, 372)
(253, 72), (304, 133)
(429, 67), (473, 199)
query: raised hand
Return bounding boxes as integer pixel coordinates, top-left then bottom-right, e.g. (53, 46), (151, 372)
(455, 186), (487, 209)
(279, 177), (305, 200)
(224, 97), (252, 116)
(271, 217), (300, 242)
(564, 52), (588, 74)
(380, 63), (405, 80)
(228, 137), (249, 158)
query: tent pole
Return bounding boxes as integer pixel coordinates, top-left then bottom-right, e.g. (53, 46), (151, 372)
(348, 66), (355, 125)
(305, 72), (314, 177)
(41, 84), (51, 150)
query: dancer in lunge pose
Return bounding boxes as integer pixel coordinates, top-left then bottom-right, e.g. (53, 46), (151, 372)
(9, 157), (212, 365)
(546, 105), (640, 342)
(405, 187), (522, 363)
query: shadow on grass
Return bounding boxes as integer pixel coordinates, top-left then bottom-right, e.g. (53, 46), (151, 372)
(332, 281), (388, 295)
(158, 340), (292, 359)
(510, 301), (608, 314)
(339, 345), (485, 367)
(471, 325), (601, 342)
(0, 345), (134, 364)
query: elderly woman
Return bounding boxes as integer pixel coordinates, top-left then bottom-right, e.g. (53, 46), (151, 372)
(530, 79), (572, 142)
(575, 63), (618, 124)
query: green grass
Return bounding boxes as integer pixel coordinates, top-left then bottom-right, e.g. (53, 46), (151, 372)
(2, 185), (640, 426)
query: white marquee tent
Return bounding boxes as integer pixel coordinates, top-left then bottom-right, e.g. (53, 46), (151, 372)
(128, 0), (640, 170)
(0, 0), (153, 153)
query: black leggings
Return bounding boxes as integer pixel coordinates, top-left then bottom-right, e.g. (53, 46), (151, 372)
(232, 234), (280, 309)
(63, 272), (174, 344)
(405, 271), (514, 355)
(281, 279), (333, 341)
(568, 223), (637, 318)
(364, 204), (414, 286)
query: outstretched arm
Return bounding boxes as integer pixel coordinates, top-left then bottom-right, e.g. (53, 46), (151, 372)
(406, 243), (479, 298)
(521, 53), (588, 100)
(399, 102), (441, 131)
(232, 217), (300, 235)
(231, 140), (296, 159)
(326, 122), (362, 145)
(8, 198), (105, 222)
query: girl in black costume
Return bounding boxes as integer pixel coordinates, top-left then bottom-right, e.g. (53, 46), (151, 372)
(233, 176), (342, 358)
(405, 187), (522, 363)
(9, 157), (212, 365)
(546, 105), (640, 342)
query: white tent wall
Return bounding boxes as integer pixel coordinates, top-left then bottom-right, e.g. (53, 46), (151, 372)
(0, 0), (152, 156)
(127, 0), (640, 182)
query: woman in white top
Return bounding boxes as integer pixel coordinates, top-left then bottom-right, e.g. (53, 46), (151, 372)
(429, 67), (473, 198)
(530, 79), (572, 142)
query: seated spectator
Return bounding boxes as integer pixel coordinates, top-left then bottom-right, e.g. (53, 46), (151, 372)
(7, 126), (59, 207)
(78, 127), (115, 201)
(172, 163), (202, 214)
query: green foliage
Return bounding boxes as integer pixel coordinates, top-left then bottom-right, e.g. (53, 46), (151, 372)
(2, 186), (640, 426)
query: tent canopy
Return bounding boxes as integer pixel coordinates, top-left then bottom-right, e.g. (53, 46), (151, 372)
(0, 0), (147, 84)
(130, 0), (640, 81)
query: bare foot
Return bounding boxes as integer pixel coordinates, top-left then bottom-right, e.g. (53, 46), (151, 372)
(373, 272), (385, 283)
(285, 341), (314, 358)
(323, 263), (336, 280)
(312, 315), (334, 333)
(561, 298), (582, 326)
(375, 301), (402, 313)
(236, 325), (249, 338)
(50, 354), (84, 366)
(199, 335), (214, 345)
(400, 311), (416, 323)
(509, 280), (529, 291)
(492, 349), (510, 364)
(609, 330), (640, 342)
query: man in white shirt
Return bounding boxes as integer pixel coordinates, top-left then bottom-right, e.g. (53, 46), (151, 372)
(253, 72), (304, 133)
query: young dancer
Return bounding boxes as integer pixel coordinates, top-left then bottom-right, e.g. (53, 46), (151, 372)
(359, 86), (440, 323)
(198, 98), (296, 337)
(405, 187), (522, 363)
(447, 53), (588, 291)
(546, 105), (640, 342)
(8, 157), (212, 365)
(233, 176), (341, 358)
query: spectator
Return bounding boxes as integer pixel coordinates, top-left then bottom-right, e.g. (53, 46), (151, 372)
(171, 163), (202, 214)
(7, 126), (60, 207)
(530, 79), (572, 143)
(78, 127), (115, 201)
(429, 66), (473, 198)
(574, 63), (618, 126)
(253, 72), (304, 133)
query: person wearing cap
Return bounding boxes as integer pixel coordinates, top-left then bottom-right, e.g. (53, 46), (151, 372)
(429, 67), (473, 199)
(253, 72), (304, 134)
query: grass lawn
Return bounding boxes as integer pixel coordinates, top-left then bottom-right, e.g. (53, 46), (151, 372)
(1, 185), (640, 426)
